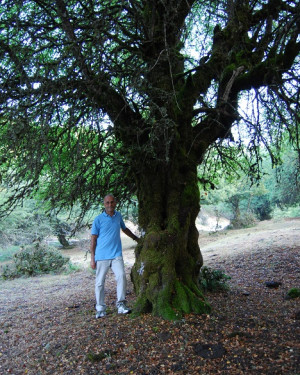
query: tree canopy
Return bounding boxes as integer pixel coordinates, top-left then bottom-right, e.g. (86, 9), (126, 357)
(1, 0), (299, 214)
(0, 0), (299, 318)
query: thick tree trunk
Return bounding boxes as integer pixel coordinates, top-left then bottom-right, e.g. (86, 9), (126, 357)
(131, 158), (211, 319)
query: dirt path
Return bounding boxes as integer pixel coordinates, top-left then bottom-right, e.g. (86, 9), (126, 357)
(200, 217), (300, 261)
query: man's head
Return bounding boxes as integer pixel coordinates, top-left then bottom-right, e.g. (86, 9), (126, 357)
(103, 194), (117, 216)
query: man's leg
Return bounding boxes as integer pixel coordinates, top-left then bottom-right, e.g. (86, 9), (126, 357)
(95, 260), (110, 313)
(111, 256), (127, 305)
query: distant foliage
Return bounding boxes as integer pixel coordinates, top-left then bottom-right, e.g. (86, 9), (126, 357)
(1, 242), (69, 279)
(121, 200), (139, 224)
(0, 197), (52, 247)
(268, 150), (300, 208)
(199, 266), (231, 292)
(0, 192), (79, 249)
(199, 145), (300, 226)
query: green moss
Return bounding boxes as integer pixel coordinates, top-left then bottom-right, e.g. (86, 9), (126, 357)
(173, 280), (191, 313)
(235, 51), (248, 65)
(157, 303), (181, 321)
(156, 286), (183, 320)
(148, 272), (160, 293)
(222, 63), (236, 79)
(287, 287), (300, 299)
(145, 230), (174, 246)
(190, 281), (206, 298)
(133, 272), (211, 320)
(132, 295), (152, 316)
(189, 294), (211, 314)
(172, 279), (211, 316)
(167, 214), (180, 232)
(177, 281), (211, 314)
(182, 178), (200, 206)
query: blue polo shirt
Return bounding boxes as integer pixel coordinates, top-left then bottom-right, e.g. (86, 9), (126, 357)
(91, 211), (127, 260)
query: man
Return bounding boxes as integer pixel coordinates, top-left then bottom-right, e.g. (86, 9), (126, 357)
(90, 194), (139, 318)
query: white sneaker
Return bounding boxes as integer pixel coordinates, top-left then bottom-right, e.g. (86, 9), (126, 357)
(117, 303), (131, 314)
(96, 311), (106, 318)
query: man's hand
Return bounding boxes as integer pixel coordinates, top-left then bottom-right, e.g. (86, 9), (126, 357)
(90, 234), (97, 270)
(90, 258), (96, 270)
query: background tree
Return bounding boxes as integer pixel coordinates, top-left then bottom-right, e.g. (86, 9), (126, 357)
(199, 142), (300, 226)
(268, 145), (300, 208)
(0, 0), (299, 319)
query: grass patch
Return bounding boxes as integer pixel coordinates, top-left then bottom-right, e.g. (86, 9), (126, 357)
(64, 262), (82, 274)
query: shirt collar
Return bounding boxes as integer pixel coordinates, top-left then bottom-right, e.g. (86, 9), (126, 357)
(103, 211), (117, 217)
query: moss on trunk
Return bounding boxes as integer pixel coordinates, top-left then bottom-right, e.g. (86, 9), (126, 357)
(131, 161), (210, 320)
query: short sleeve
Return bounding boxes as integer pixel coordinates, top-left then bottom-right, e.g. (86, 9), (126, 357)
(120, 214), (126, 230)
(91, 218), (99, 236)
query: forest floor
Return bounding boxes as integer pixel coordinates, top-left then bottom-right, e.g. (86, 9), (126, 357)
(0, 217), (299, 374)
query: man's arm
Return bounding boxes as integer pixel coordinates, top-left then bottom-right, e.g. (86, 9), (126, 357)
(90, 234), (97, 269)
(122, 228), (140, 242)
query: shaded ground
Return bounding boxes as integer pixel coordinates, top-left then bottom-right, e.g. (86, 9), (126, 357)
(0, 218), (299, 374)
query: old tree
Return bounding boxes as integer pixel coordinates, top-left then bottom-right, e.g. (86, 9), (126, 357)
(0, 0), (299, 318)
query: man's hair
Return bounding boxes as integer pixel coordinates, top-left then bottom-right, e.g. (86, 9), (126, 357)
(103, 194), (116, 202)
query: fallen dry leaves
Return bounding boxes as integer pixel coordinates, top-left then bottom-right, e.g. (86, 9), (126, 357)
(0, 225), (299, 374)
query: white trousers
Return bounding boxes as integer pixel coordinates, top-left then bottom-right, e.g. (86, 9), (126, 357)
(95, 256), (127, 312)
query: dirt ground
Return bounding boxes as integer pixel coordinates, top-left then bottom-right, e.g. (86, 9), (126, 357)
(0, 217), (299, 374)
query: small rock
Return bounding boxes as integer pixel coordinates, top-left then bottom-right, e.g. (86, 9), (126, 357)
(265, 281), (282, 289)
(67, 304), (80, 309)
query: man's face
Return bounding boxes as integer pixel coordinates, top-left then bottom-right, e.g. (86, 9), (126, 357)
(104, 195), (116, 216)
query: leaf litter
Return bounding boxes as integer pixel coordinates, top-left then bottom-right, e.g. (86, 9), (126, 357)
(0, 218), (299, 374)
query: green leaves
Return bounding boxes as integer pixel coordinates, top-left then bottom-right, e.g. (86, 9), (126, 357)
(1, 241), (69, 279)
(0, 0), (299, 225)
(199, 266), (231, 293)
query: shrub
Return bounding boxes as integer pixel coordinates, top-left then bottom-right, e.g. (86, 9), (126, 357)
(199, 266), (231, 292)
(1, 241), (69, 279)
(1, 264), (18, 280)
(229, 212), (257, 229)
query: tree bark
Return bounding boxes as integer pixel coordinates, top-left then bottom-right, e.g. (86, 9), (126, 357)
(131, 157), (211, 319)
(57, 234), (70, 248)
